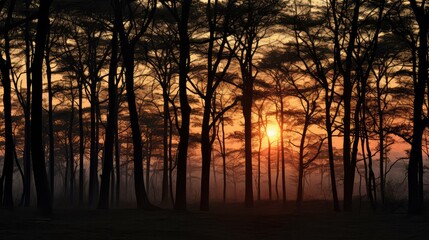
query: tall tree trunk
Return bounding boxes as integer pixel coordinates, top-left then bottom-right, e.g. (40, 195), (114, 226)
(200, 93), (213, 210)
(331, 0), (360, 212)
(325, 95), (339, 211)
(31, 0), (53, 214)
(161, 88), (170, 205)
(78, 76), (85, 205)
(174, 0), (192, 211)
(297, 119), (309, 208)
(408, 0), (428, 214)
(113, 0), (155, 209)
(257, 113), (262, 201)
(242, 69), (254, 208)
(99, 29), (118, 209)
(23, 0), (32, 207)
(115, 119), (120, 206)
(376, 77), (385, 206)
(125, 51), (149, 208)
(364, 125), (376, 209)
(267, 129), (272, 201)
(110, 165), (115, 205)
(169, 115), (175, 206)
(68, 92), (75, 204)
(275, 139), (280, 200)
(64, 140), (69, 199)
(219, 115), (227, 203)
(145, 129), (151, 199)
(279, 98), (286, 206)
(88, 82), (98, 206)
(45, 28), (55, 202)
(199, 0), (234, 210)
(348, 91), (362, 211)
(0, 1), (15, 207)
(407, 42), (424, 214)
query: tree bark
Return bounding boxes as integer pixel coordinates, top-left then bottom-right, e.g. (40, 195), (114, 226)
(174, 0), (192, 211)
(113, 0), (154, 208)
(330, 0), (360, 211)
(161, 87), (170, 205)
(99, 28), (118, 209)
(242, 76), (254, 208)
(78, 75), (85, 205)
(23, 0), (32, 207)
(45, 26), (55, 202)
(296, 117), (309, 208)
(408, 0), (428, 215)
(0, 6), (15, 207)
(68, 86), (75, 204)
(88, 80), (98, 206)
(31, 0), (53, 214)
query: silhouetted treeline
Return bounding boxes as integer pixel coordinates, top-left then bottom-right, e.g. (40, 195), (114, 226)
(0, 0), (428, 215)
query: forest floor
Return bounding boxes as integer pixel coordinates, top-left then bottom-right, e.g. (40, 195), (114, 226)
(1, 200), (428, 240)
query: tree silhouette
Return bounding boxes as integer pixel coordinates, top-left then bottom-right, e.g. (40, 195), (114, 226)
(229, 0), (284, 208)
(98, 23), (119, 209)
(329, 0), (385, 211)
(112, 0), (156, 209)
(146, 11), (179, 206)
(188, 0), (238, 211)
(31, 0), (53, 214)
(406, 0), (428, 215)
(284, 2), (341, 211)
(159, 0), (193, 211)
(0, 0), (17, 209)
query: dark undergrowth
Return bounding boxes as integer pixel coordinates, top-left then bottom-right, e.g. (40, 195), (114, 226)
(1, 200), (428, 240)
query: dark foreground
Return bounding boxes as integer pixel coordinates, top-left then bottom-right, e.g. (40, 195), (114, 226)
(1, 201), (428, 240)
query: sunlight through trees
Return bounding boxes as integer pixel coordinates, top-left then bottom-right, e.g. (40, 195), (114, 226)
(0, 0), (428, 217)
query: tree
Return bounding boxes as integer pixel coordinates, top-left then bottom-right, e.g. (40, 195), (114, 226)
(329, 0), (385, 211)
(288, 82), (323, 208)
(285, 1), (341, 210)
(31, 0), (53, 214)
(253, 96), (267, 201)
(21, 0), (33, 207)
(229, 0), (284, 208)
(99, 23), (119, 209)
(0, 0), (17, 209)
(112, 0), (156, 208)
(160, 0), (192, 210)
(57, 14), (110, 206)
(214, 90), (238, 203)
(260, 51), (293, 206)
(374, 7), (413, 207)
(189, 0), (238, 211)
(407, 0), (428, 214)
(43, 8), (66, 203)
(146, 13), (178, 206)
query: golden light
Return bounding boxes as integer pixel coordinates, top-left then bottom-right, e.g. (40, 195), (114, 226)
(266, 125), (279, 140)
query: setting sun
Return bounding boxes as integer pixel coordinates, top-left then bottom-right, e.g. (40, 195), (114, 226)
(266, 125), (279, 140)
(1, 1), (426, 239)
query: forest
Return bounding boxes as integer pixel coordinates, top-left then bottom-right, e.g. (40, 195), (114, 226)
(1, 0), (429, 232)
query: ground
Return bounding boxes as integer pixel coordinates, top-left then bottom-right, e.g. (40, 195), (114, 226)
(1, 201), (428, 240)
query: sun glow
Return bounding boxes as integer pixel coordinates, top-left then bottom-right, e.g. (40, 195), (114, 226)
(266, 125), (279, 140)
